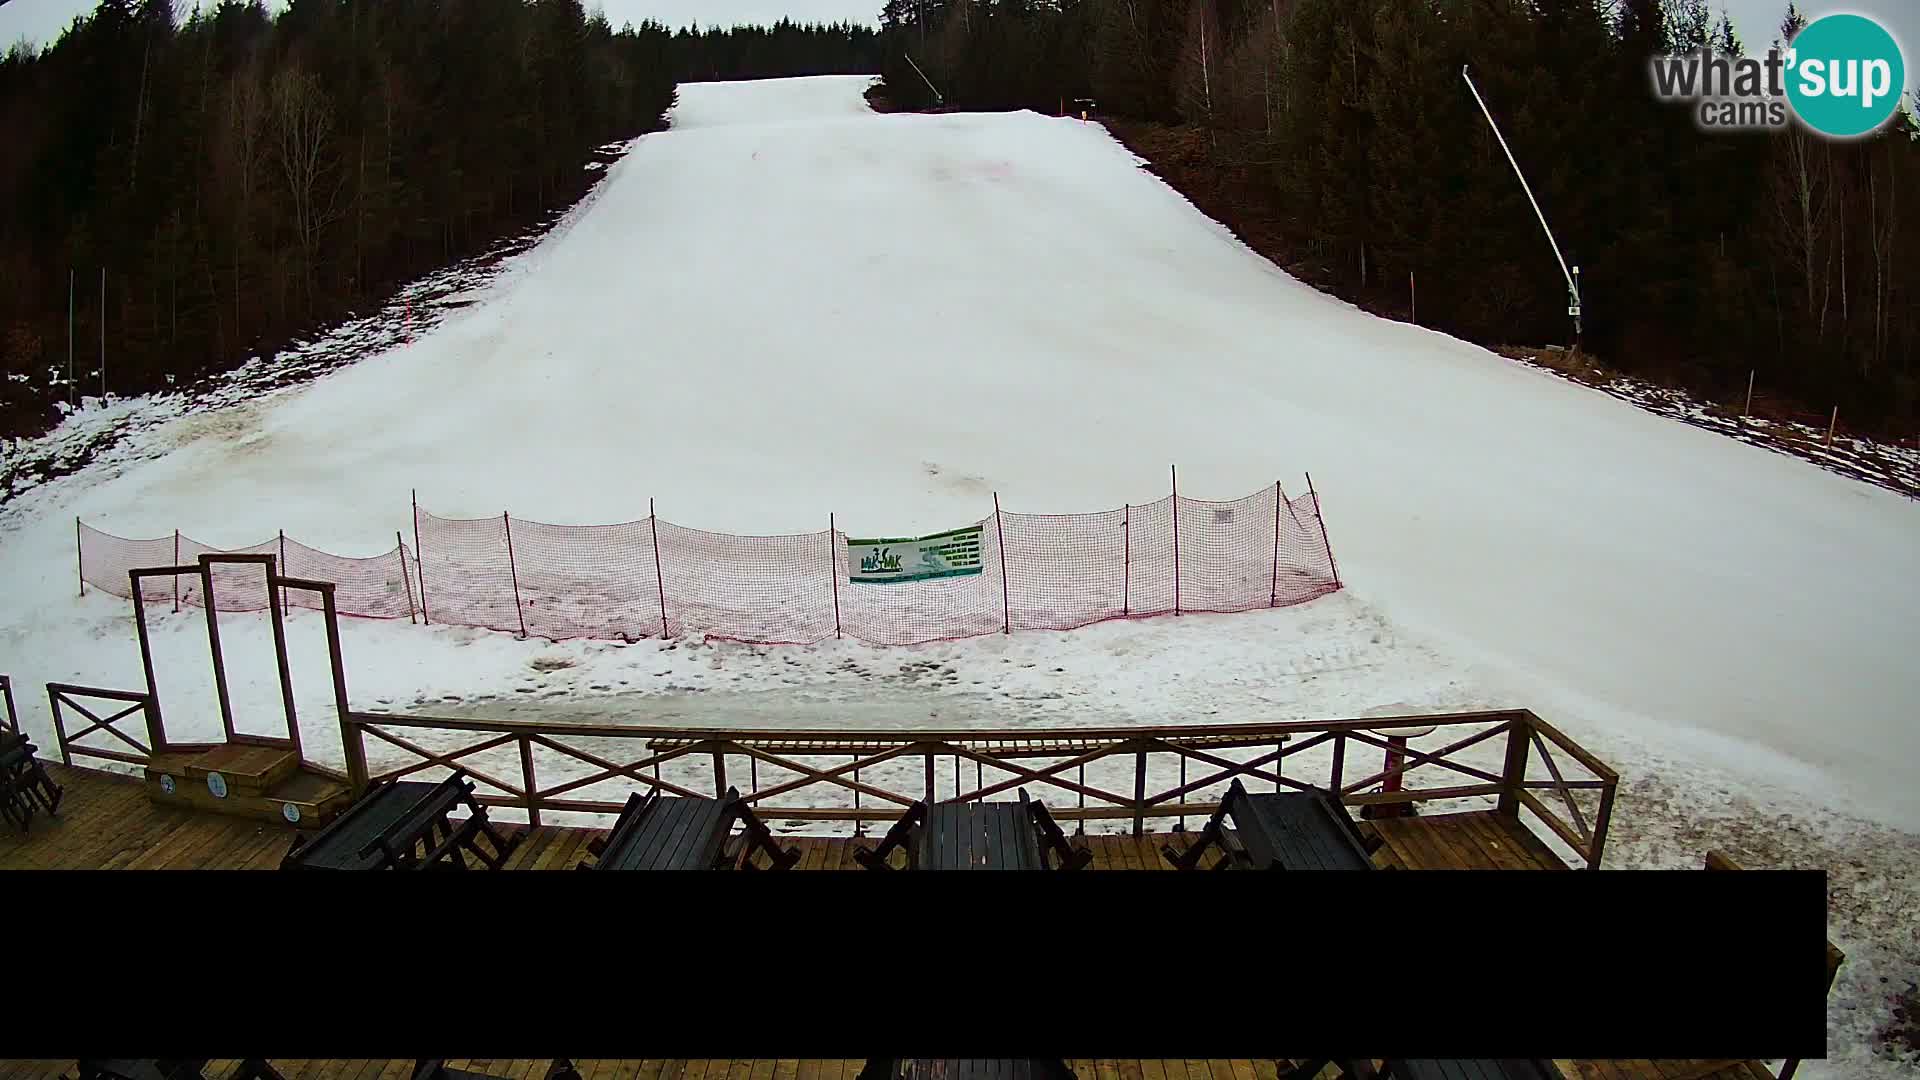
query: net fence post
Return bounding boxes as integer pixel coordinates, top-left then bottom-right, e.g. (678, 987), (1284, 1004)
(278, 529), (289, 614)
(503, 511), (529, 639)
(993, 493), (1011, 635)
(412, 489), (431, 625)
(1306, 472), (1341, 589)
(1270, 480), (1282, 606)
(1122, 503), (1130, 616)
(397, 530), (417, 624)
(75, 517), (84, 597)
(649, 498), (670, 639)
(1170, 465), (1181, 616)
(172, 529), (180, 612)
(828, 513), (842, 640)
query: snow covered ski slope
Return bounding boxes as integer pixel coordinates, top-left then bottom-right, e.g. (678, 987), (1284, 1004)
(4, 72), (1918, 1068)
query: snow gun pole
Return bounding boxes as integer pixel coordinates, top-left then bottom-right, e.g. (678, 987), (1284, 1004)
(1462, 65), (1581, 345)
(905, 52), (943, 107)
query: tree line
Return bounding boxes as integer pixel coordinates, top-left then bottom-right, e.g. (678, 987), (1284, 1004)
(0, 1), (881, 440)
(877, 0), (1920, 434)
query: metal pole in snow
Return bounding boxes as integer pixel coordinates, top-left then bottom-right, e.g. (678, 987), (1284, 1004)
(1744, 370), (1755, 419)
(1826, 406), (1839, 448)
(99, 267), (106, 398)
(1462, 65), (1581, 342)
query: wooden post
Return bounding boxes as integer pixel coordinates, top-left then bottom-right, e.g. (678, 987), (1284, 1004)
(398, 531), (417, 624)
(172, 530), (180, 612)
(1496, 714), (1533, 818)
(1825, 406), (1839, 447)
(47, 686), (72, 766)
(75, 518), (84, 597)
(1410, 271), (1416, 323)
(1133, 749), (1147, 837)
(265, 556), (302, 761)
(1306, 472), (1341, 589)
(712, 748), (727, 796)
(1587, 780), (1616, 870)
(520, 735), (541, 829)
(503, 512), (529, 639)
(322, 587), (366, 795)
(1331, 732), (1346, 794)
(412, 489), (431, 625)
(650, 498), (670, 638)
(925, 753), (935, 803)
(1270, 480), (1282, 605)
(1170, 465), (1181, 615)
(994, 493), (1012, 634)
(130, 570), (166, 754)
(828, 514), (842, 640)
(200, 558), (238, 742)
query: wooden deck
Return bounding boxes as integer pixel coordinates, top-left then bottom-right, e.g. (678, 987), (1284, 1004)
(0, 763), (1575, 872)
(0, 1059), (1784, 1080)
(0, 766), (1780, 1080)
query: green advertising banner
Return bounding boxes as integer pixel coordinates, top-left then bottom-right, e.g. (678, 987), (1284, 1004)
(847, 524), (985, 584)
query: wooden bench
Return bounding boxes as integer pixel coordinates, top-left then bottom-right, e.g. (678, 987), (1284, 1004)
(852, 788), (1091, 871)
(282, 771), (520, 871)
(1164, 778), (1381, 871)
(1282, 1060), (1562, 1080)
(1703, 849), (1845, 1080)
(856, 1061), (1077, 1080)
(0, 730), (64, 831)
(414, 1062), (580, 1080)
(77, 1061), (285, 1080)
(578, 787), (800, 871)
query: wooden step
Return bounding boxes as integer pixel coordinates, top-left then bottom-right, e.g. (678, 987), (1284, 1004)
(145, 750), (351, 827)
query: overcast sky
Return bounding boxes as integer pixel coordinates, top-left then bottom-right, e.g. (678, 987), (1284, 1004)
(2, 0), (1914, 93)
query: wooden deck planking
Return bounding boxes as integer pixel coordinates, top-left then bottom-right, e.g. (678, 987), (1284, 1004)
(0, 1053), (1808, 1080)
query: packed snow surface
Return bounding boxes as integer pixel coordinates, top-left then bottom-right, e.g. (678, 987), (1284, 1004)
(1, 76), (1916, 1074)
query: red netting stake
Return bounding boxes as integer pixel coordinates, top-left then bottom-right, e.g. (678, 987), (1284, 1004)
(278, 529), (289, 614)
(1306, 471), (1341, 589)
(1170, 465), (1181, 616)
(828, 513), (842, 640)
(412, 489), (431, 625)
(1122, 503), (1131, 616)
(397, 530), (417, 625)
(649, 498), (670, 639)
(503, 511), (529, 639)
(1270, 480), (1282, 606)
(74, 517), (84, 597)
(993, 493), (1011, 634)
(172, 529), (180, 611)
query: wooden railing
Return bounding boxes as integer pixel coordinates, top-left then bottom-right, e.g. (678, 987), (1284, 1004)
(341, 707), (1620, 867)
(47, 683), (164, 768)
(0, 674), (16, 735)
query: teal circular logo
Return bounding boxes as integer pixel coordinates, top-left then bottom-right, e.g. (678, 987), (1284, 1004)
(1786, 14), (1906, 138)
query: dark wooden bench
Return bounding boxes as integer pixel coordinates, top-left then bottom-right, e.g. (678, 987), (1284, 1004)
(578, 787), (800, 871)
(1281, 1060), (1563, 1080)
(1163, 778), (1381, 871)
(1704, 849), (1845, 1080)
(853, 788), (1091, 871)
(415, 1061), (580, 1080)
(0, 730), (64, 831)
(77, 1062), (286, 1080)
(282, 771), (520, 870)
(857, 1061), (1077, 1080)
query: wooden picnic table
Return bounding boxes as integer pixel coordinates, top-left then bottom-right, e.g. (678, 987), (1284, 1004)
(281, 772), (518, 871)
(1165, 778), (1379, 871)
(581, 788), (800, 871)
(858, 1061), (1076, 1080)
(1283, 1060), (1563, 1080)
(854, 789), (1091, 871)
